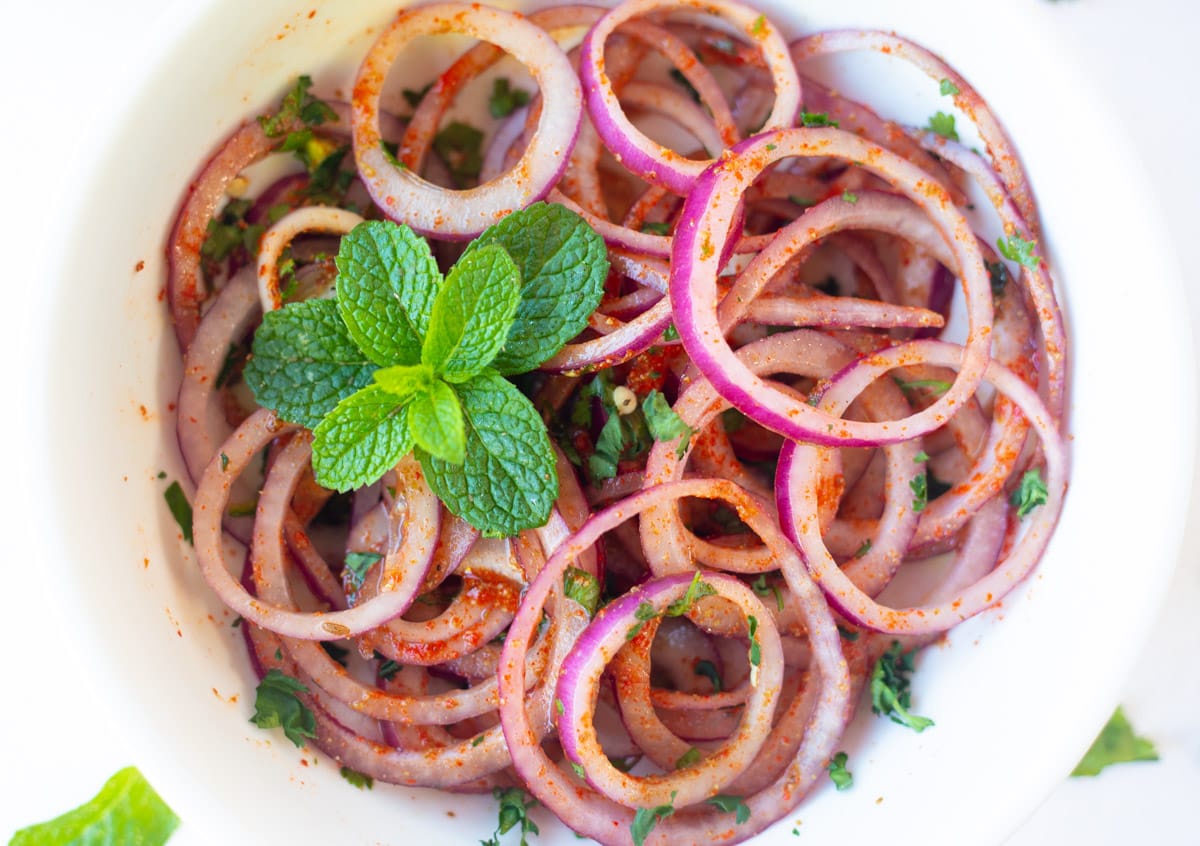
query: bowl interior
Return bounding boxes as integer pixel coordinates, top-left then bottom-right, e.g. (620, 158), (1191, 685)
(36, 0), (1195, 843)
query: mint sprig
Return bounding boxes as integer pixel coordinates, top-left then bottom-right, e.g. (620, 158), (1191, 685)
(244, 203), (603, 536)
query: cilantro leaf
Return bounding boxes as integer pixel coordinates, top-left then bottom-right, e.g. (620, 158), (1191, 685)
(489, 77), (532, 118)
(627, 601), (659, 641)
(340, 767), (374, 790)
(997, 233), (1042, 269)
(408, 379), (466, 464)
(827, 752), (853, 790)
(163, 481), (193, 544)
(1011, 468), (1049, 517)
(421, 372), (557, 536)
(9, 766), (179, 846)
(939, 78), (960, 97)
(631, 792), (676, 846)
(1072, 707), (1159, 777)
(245, 298), (377, 428)
(563, 566), (601, 616)
(675, 747), (702, 769)
(665, 571), (716, 617)
(343, 551), (383, 590)
(312, 385), (414, 492)
(588, 412), (625, 481)
(705, 794), (750, 824)
(335, 221), (441, 366)
(641, 221), (671, 235)
(799, 111), (839, 128)
(433, 121), (484, 187)
(643, 390), (694, 457)
(259, 75), (336, 138)
(423, 243), (521, 382)
(747, 615), (762, 668)
(870, 641), (934, 732)
(468, 203), (608, 375)
(926, 111), (959, 141)
(894, 377), (951, 396)
(250, 668), (317, 747)
(482, 787), (539, 846)
(910, 473), (928, 513)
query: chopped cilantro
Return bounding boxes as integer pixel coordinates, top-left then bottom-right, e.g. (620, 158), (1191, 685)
(627, 601), (659, 641)
(854, 539), (872, 559)
(837, 625), (860, 642)
(489, 77), (532, 118)
(563, 566), (601, 616)
(870, 641), (934, 732)
(675, 747), (702, 770)
(665, 571), (717, 617)
(826, 752), (853, 790)
(641, 221), (671, 235)
(926, 111), (959, 141)
(258, 75), (338, 138)
(340, 767), (374, 790)
(705, 794), (750, 824)
(631, 792), (676, 846)
(1011, 468), (1049, 517)
(163, 481), (193, 544)
(403, 83), (433, 110)
(842, 190), (858, 204)
(799, 111), (839, 128)
(694, 659), (723, 692)
(910, 474), (928, 513)
(480, 787), (539, 846)
(320, 641), (349, 667)
(250, 669), (317, 747)
(433, 121), (484, 187)
(747, 615), (761, 667)
(750, 574), (784, 612)
(939, 78), (960, 97)
(997, 233), (1042, 269)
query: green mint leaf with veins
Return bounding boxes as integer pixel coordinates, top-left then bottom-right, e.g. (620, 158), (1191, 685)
(244, 298), (376, 428)
(335, 220), (440, 366)
(997, 233), (1042, 269)
(312, 385), (414, 492)
(643, 389), (694, 457)
(467, 203), (608, 374)
(489, 77), (532, 118)
(9, 766), (179, 846)
(588, 411), (625, 481)
(374, 362), (436, 401)
(421, 372), (557, 536)
(563, 566), (601, 616)
(1072, 706), (1159, 777)
(408, 379), (466, 464)
(1011, 468), (1049, 517)
(423, 243), (521, 382)
(250, 668), (317, 747)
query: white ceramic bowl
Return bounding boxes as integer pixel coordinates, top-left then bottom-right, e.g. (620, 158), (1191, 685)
(27, 0), (1194, 843)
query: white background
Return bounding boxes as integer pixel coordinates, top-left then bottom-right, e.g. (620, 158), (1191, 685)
(0, 0), (1196, 843)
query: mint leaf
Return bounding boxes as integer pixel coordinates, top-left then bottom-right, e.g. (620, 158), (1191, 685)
(420, 372), (557, 535)
(9, 767), (179, 846)
(1072, 707), (1159, 776)
(312, 385), (413, 491)
(468, 203), (607, 374)
(588, 411), (625, 481)
(374, 362), (436, 400)
(423, 243), (521, 382)
(244, 298), (376, 428)
(409, 379), (466, 464)
(335, 220), (441, 366)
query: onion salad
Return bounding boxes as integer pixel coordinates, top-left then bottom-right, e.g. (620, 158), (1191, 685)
(164, 1), (1070, 843)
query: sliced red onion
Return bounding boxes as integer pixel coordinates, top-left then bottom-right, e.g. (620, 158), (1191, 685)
(580, 0), (799, 194)
(256, 206), (363, 312)
(352, 2), (582, 238)
(672, 132), (993, 447)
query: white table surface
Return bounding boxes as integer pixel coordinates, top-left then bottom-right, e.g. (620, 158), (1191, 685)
(1, 0), (1196, 843)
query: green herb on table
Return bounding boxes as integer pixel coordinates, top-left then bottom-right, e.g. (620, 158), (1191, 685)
(1071, 706), (1159, 776)
(9, 766), (179, 846)
(242, 202), (607, 536)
